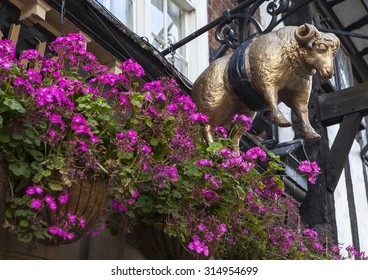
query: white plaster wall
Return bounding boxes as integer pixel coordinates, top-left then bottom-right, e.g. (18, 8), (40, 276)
(349, 141), (368, 253)
(334, 168), (353, 257)
(328, 125), (353, 255)
(277, 103), (295, 143)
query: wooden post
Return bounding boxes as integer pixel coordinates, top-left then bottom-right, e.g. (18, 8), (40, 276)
(35, 42), (47, 71)
(8, 24), (21, 45)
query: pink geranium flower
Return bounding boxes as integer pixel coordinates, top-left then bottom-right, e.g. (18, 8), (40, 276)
(30, 198), (42, 210)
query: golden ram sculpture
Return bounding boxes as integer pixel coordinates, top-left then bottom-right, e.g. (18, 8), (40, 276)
(192, 23), (340, 151)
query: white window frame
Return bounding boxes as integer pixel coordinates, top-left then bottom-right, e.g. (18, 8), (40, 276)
(97, 0), (208, 81)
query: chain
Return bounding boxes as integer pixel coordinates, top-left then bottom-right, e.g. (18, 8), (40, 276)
(169, 44), (176, 65)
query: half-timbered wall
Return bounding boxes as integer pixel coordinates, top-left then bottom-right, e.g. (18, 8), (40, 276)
(258, 0), (368, 256)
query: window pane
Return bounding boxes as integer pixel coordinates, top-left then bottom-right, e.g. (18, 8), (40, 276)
(167, 1), (182, 45)
(336, 49), (353, 89)
(110, 0), (133, 29)
(151, 0), (165, 43)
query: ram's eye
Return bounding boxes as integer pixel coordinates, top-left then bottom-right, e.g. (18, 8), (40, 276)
(317, 43), (328, 51)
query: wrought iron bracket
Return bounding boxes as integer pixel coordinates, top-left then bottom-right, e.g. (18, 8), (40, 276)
(161, 0), (291, 61)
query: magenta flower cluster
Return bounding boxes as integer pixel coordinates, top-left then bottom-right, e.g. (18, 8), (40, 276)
(25, 185), (84, 241)
(298, 160), (321, 184)
(26, 185), (69, 212)
(188, 220), (227, 257)
(232, 114), (252, 131)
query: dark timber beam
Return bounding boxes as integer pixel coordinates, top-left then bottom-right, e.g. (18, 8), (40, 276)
(318, 82), (368, 126)
(319, 82), (368, 192)
(328, 0), (346, 7)
(345, 15), (368, 32)
(360, 47), (368, 57)
(326, 113), (363, 192)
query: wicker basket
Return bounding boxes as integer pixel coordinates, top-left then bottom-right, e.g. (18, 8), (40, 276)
(40, 176), (108, 246)
(128, 222), (212, 260)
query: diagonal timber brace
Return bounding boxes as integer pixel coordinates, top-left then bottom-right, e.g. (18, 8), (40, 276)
(319, 82), (368, 192)
(325, 113), (363, 192)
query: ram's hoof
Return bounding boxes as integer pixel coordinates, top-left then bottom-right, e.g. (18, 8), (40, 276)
(304, 131), (321, 141)
(273, 116), (292, 127)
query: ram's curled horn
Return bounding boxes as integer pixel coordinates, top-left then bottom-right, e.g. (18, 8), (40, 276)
(295, 23), (316, 45)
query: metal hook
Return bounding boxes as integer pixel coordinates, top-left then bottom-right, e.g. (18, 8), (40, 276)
(169, 44), (176, 65)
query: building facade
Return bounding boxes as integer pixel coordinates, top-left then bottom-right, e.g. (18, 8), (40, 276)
(1, 0), (368, 259)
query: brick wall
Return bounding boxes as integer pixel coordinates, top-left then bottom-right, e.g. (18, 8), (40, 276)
(207, 0), (238, 61)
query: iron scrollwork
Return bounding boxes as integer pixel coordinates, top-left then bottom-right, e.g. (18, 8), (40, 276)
(212, 0), (291, 61)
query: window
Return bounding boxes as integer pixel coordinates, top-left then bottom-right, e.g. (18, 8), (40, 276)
(330, 48), (354, 90)
(150, 0), (187, 75)
(97, 0), (133, 30)
(95, 0), (208, 81)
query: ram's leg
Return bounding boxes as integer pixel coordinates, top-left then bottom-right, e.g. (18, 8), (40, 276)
(203, 124), (215, 145)
(293, 102), (321, 140)
(232, 126), (246, 156)
(263, 88), (292, 127)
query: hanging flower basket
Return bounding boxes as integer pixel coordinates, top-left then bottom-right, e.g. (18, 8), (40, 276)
(4, 171), (108, 246)
(39, 176), (108, 246)
(128, 222), (204, 260)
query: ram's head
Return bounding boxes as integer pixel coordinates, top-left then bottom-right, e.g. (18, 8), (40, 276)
(295, 23), (340, 80)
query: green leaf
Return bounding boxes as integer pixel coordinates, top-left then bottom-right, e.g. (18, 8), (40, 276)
(88, 118), (98, 126)
(15, 179), (29, 193)
(99, 114), (110, 121)
(274, 177), (285, 190)
(34, 231), (46, 240)
(206, 141), (223, 152)
(0, 133), (10, 143)
(3, 98), (25, 113)
(5, 209), (13, 219)
(236, 185), (246, 200)
(137, 196), (153, 213)
(121, 152), (134, 160)
(28, 149), (44, 161)
(125, 211), (136, 219)
(8, 139), (19, 148)
(184, 164), (202, 177)
(17, 233), (33, 243)
(173, 191), (182, 199)
(11, 133), (23, 140)
(15, 209), (28, 217)
(48, 180), (63, 191)
(131, 99), (142, 108)
(8, 161), (31, 178)
(0, 115), (3, 126)
(22, 137), (33, 145)
(14, 197), (25, 205)
(19, 220), (29, 227)
(145, 118), (153, 128)
(48, 156), (65, 170)
(33, 173), (42, 183)
(150, 138), (159, 146)
(130, 118), (139, 125)
(42, 170), (52, 177)
(24, 129), (35, 139)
